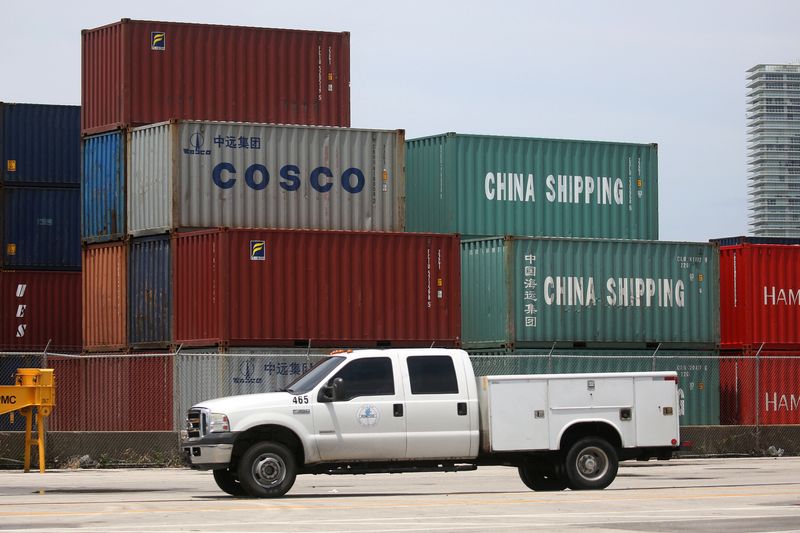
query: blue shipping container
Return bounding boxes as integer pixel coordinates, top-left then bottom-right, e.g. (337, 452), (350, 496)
(1, 187), (80, 270)
(0, 103), (80, 186)
(710, 235), (800, 247)
(128, 235), (171, 347)
(82, 131), (126, 243)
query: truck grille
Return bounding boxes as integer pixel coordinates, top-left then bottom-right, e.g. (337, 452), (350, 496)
(186, 408), (206, 438)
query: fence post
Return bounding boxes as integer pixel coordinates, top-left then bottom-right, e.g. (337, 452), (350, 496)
(172, 344), (183, 432)
(754, 343), (764, 451)
(42, 339), (51, 369)
(547, 342), (556, 374)
(650, 343), (661, 372)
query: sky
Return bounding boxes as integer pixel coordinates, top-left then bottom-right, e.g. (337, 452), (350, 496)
(1, 0), (798, 242)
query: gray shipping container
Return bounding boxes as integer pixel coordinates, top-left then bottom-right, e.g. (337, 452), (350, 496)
(128, 121), (405, 235)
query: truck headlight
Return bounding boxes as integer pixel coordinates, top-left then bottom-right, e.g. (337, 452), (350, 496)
(208, 412), (230, 433)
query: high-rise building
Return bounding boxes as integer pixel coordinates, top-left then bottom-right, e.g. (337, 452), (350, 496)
(747, 63), (800, 237)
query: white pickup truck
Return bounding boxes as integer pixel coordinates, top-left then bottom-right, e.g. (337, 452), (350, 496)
(182, 349), (680, 497)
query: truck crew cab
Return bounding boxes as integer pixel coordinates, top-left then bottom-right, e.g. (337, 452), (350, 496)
(182, 349), (680, 497)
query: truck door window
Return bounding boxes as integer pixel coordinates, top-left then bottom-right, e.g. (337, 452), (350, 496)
(329, 357), (394, 400)
(407, 356), (459, 394)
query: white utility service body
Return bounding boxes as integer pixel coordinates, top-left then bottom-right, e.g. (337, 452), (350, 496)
(182, 349), (680, 497)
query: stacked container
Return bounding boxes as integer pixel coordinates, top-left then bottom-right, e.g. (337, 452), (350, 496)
(80, 19), (356, 353)
(0, 103), (82, 353)
(715, 236), (800, 425)
(404, 132), (721, 426)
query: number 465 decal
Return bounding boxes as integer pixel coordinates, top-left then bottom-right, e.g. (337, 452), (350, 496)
(292, 396), (309, 404)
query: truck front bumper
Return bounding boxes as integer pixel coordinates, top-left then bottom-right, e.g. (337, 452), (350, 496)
(182, 432), (237, 470)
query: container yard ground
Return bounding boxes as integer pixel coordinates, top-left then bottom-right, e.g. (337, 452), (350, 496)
(1, 458), (799, 532)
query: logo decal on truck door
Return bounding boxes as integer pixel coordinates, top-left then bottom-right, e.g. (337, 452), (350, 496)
(357, 405), (379, 427)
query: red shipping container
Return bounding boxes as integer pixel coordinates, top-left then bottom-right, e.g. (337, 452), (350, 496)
(48, 355), (173, 431)
(719, 244), (800, 350)
(173, 229), (461, 348)
(0, 271), (81, 351)
(83, 242), (128, 352)
(720, 350), (800, 425)
(81, 19), (350, 134)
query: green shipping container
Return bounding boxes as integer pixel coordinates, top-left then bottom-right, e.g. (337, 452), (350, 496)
(468, 349), (720, 426)
(406, 133), (658, 239)
(462, 237), (719, 349)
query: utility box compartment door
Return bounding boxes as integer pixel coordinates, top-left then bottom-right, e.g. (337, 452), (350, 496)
(634, 377), (679, 446)
(487, 378), (548, 451)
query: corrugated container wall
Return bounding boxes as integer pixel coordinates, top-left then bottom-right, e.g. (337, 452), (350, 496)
(461, 237), (719, 349)
(468, 349), (719, 426)
(0, 271), (81, 351)
(719, 244), (800, 350)
(0, 103), (80, 186)
(82, 242), (127, 351)
(127, 121), (405, 235)
(173, 229), (461, 348)
(720, 350), (800, 425)
(81, 19), (350, 134)
(82, 131), (126, 243)
(128, 235), (171, 348)
(1, 187), (80, 269)
(405, 133), (658, 239)
(47, 354), (173, 431)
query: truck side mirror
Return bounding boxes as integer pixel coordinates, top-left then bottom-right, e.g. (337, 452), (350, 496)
(318, 377), (345, 403)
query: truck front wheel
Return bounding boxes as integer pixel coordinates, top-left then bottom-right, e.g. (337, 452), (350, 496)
(564, 437), (618, 490)
(237, 441), (297, 498)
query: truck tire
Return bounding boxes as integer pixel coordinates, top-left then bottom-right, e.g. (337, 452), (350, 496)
(237, 441), (297, 498)
(518, 464), (567, 491)
(564, 437), (618, 490)
(212, 468), (247, 496)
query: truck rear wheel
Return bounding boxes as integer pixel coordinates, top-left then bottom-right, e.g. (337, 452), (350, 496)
(564, 437), (618, 490)
(518, 464), (567, 491)
(212, 468), (247, 496)
(237, 441), (297, 498)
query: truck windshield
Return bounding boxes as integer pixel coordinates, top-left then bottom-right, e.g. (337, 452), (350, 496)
(282, 356), (345, 394)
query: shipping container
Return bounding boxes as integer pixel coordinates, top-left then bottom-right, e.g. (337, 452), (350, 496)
(461, 237), (719, 349)
(0, 271), (81, 352)
(47, 354), (172, 431)
(1, 187), (80, 270)
(468, 349), (719, 426)
(720, 350), (800, 425)
(82, 242), (127, 351)
(0, 103), (80, 186)
(719, 244), (800, 350)
(81, 19), (350, 134)
(0, 353), (44, 430)
(173, 229), (461, 348)
(405, 133), (658, 239)
(127, 121), (404, 236)
(174, 348), (328, 428)
(128, 235), (171, 348)
(82, 131), (126, 243)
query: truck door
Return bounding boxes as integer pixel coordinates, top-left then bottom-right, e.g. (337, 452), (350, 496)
(312, 355), (407, 461)
(401, 354), (474, 459)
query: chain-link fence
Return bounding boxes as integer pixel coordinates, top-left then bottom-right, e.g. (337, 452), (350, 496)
(1, 350), (799, 465)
